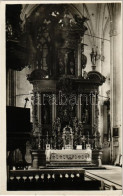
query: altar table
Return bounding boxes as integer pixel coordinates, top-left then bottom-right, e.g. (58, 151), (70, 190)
(46, 149), (92, 166)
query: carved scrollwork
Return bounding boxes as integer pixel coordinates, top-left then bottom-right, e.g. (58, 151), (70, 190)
(87, 71), (106, 85)
(27, 69), (48, 82)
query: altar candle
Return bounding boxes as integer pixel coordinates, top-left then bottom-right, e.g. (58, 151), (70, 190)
(58, 126), (60, 132)
(87, 131), (89, 144)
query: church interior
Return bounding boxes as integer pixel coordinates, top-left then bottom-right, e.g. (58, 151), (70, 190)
(6, 3), (122, 191)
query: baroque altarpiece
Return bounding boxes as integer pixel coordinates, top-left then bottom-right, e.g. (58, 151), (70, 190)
(23, 5), (106, 168)
(6, 4), (106, 168)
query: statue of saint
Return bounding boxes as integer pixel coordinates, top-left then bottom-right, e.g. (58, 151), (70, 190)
(69, 61), (75, 75)
(90, 48), (97, 65)
(67, 50), (75, 75)
(58, 58), (65, 74)
(82, 108), (89, 124)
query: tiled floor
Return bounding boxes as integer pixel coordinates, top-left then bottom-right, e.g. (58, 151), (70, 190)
(85, 165), (122, 186)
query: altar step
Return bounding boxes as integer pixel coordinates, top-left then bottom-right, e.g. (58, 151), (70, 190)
(46, 165), (106, 170)
(46, 162), (98, 167)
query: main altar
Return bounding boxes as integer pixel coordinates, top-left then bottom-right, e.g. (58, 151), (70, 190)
(26, 5), (105, 169)
(45, 125), (92, 166)
(46, 149), (92, 166)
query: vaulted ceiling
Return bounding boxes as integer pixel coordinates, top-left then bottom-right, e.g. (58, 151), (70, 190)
(6, 3), (111, 71)
(20, 3), (110, 47)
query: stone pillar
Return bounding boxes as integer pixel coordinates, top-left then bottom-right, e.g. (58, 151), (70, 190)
(110, 4), (122, 162)
(91, 93), (96, 135)
(6, 69), (16, 106)
(98, 87), (103, 144)
(32, 92), (35, 130)
(32, 91), (38, 130)
(52, 94), (56, 123)
(78, 43), (81, 77)
(97, 90), (104, 145)
(37, 92), (40, 125)
(37, 92), (41, 126)
(64, 52), (68, 75)
(77, 94), (82, 121)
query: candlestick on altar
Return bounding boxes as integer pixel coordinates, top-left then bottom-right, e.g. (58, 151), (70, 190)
(58, 126), (61, 133)
(54, 136), (56, 149)
(87, 131), (89, 144)
(38, 133), (41, 149)
(94, 127), (97, 149)
(50, 137), (53, 149)
(83, 141), (85, 149)
(42, 139), (45, 150)
(46, 131), (49, 144)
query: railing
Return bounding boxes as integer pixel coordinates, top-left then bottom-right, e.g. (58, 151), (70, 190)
(8, 168), (85, 190)
(8, 167), (121, 190)
(7, 168), (106, 190)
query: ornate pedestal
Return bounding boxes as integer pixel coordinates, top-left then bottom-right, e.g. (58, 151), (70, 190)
(92, 149), (103, 167)
(31, 150), (46, 169)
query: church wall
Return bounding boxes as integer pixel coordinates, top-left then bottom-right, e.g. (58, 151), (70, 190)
(83, 9), (111, 163)
(99, 20), (111, 163)
(109, 3), (122, 163)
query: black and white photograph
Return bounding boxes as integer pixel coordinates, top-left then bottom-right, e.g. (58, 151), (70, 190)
(0, 1), (122, 194)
